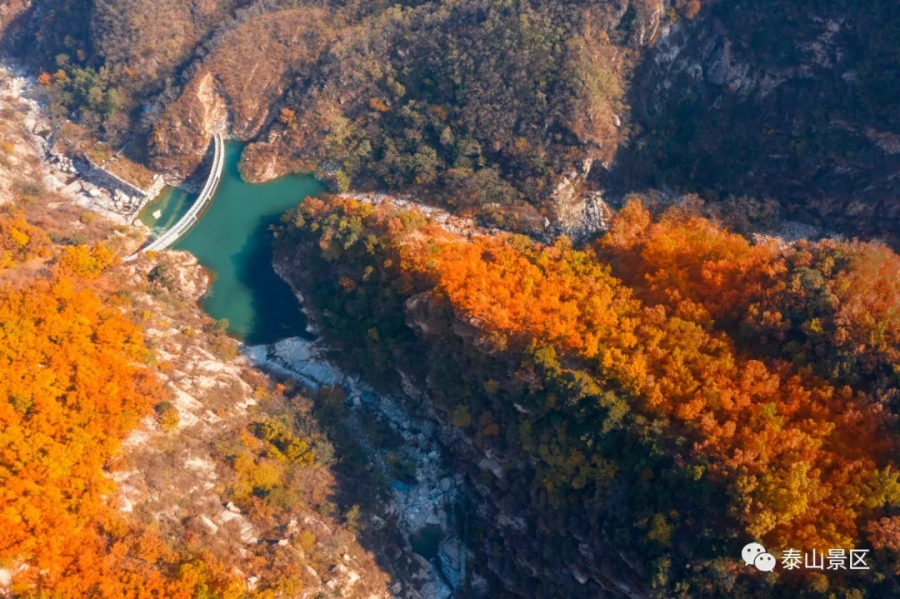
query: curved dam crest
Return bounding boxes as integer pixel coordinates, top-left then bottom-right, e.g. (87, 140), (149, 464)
(142, 144), (468, 597)
(141, 142), (324, 344)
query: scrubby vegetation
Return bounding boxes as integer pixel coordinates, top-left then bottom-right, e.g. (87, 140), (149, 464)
(246, 1), (628, 207)
(276, 194), (900, 596)
(5, 0), (900, 595)
(0, 191), (397, 597)
(13, 0), (898, 235)
(7, 0), (665, 222)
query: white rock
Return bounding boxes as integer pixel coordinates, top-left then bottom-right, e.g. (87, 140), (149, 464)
(477, 457), (504, 480)
(200, 515), (219, 534)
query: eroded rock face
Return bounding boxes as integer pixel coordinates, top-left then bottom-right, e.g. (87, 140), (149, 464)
(194, 8), (331, 142)
(550, 162), (615, 242)
(238, 142), (286, 184)
(244, 334), (475, 599)
(117, 250), (397, 598)
(148, 7), (332, 182)
(134, 250), (209, 302)
(613, 0), (900, 241)
(149, 72), (227, 178)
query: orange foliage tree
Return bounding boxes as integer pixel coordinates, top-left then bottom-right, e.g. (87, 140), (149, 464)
(0, 207), (51, 271)
(604, 199), (900, 393)
(297, 196), (900, 552)
(0, 265), (241, 596)
(601, 199), (786, 328)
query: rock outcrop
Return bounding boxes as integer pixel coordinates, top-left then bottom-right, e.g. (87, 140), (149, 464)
(613, 0), (900, 242)
(245, 336), (477, 599)
(148, 7), (332, 182)
(149, 72), (227, 178)
(117, 249), (396, 598)
(550, 161), (615, 242)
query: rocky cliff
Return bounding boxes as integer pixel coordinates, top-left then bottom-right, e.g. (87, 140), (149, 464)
(610, 0), (900, 242)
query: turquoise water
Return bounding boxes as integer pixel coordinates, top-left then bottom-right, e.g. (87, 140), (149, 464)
(139, 186), (195, 235)
(149, 143), (324, 344)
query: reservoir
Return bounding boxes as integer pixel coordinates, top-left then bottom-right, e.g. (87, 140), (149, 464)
(140, 142), (324, 344)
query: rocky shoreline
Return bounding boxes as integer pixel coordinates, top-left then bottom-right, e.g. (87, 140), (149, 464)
(244, 336), (484, 599)
(267, 223), (652, 598)
(0, 64), (161, 223)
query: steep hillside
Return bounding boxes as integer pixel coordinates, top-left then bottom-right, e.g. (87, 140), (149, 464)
(6, 1), (900, 238)
(0, 68), (399, 599)
(3, 0), (673, 234)
(613, 0), (900, 240)
(4, 0), (900, 596)
(274, 193), (900, 597)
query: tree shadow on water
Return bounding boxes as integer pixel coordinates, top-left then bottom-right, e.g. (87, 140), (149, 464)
(230, 216), (315, 346)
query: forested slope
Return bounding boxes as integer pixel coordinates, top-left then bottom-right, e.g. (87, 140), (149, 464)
(0, 206), (247, 596)
(5, 0), (899, 239)
(0, 82), (393, 598)
(274, 194), (900, 597)
(6, 0), (898, 237)
(4, 0), (900, 596)
(2, 0), (681, 233)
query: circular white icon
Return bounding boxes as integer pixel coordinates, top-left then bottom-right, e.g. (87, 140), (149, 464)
(754, 552), (776, 572)
(741, 542), (766, 566)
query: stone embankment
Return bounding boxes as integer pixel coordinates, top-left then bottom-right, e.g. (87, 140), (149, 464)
(75, 153), (165, 217)
(50, 150), (166, 223)
(0, 63), (164, 224)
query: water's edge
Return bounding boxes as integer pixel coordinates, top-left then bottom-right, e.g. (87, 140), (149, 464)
(244, 336), (480, 597)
